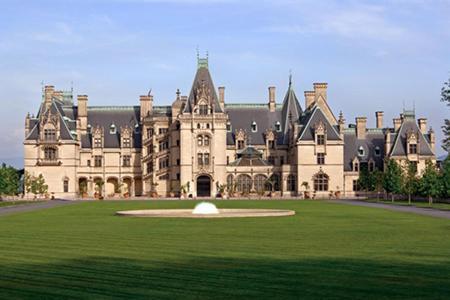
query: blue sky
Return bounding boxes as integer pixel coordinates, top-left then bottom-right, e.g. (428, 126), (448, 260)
(1, 0), (449, 167)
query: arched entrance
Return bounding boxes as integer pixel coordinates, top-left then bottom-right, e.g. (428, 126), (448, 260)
(197, 175), (211, 197)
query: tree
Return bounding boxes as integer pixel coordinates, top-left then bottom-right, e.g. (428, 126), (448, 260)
(402, 161), (418, 205)
(439, 157), (450, 199)
(441, 77), (450, 153)
(0, 163), (20, 196)
(383, 159), (403, 202)
(418, 160), (442, 205)
(30, 174), (48, 198)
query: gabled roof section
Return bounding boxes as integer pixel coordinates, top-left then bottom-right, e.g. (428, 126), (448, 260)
(183, 57), (223, 114)
(390, 117), (434, 157)
(281, 76), (303, 144)
(298, 106), (341, 141)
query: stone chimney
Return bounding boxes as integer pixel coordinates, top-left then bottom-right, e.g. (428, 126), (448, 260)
(268, 86), (276, 112)
(338, 111), (345, 138)
(218, 86), (225, 110)
(385, 132), (391, 155)
(25, 113), (30, 137)
(44, 85), (55, 110)
(313, 83), (327, 102)
(304, 91), (315, 110)
(376, 111), (384, 129)
(429, 127), (435, 152)
(356, 117), (367, 139)
(393, 118), (402, 131)
(418, 118), (427, 134)
(140, 95), (153, 121)
(77, 95), (88, 133)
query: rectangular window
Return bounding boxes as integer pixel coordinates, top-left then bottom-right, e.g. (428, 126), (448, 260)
(409, 144), (417, 154)
(199, 105), (208, 115)
(159, 140), (169, 151)
(63, 180), (69, 193)
(317, 153), (325, 165)
(94, 156), (102, 167)
(122, 138), (131, 148)
(158, 158), (169, 170)
(204, 153), (210, 165)
(94, 138), (102, 148)
(198, 153), (203, 166)
(176, 173), (180, 180)
(317, 134), (325, 145)
(237, 140), (244, 150)
(123, 155), (131, 167)
(147, 145), (153, 155)
(176, 159), (180, 166)
(87, 159), (91, 167)
(147, 162), (153, 174)
(176, 140), (180, 146)
(159, 128), (168, 135)
(353, 180), (360, 191)
(147, 128), (153, 138)
(204, 136), (210, 146)
(227, 156), (229, 165)
(44, 129), (56, 141)
(44, 147), (57, 160)
(268, 156), (275, 165)
(268, 140), (275, 149)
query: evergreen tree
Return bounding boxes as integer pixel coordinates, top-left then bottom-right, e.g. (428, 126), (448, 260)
(383, 159), (403, 202)
(441, 77), (450, 153)
(418, 160), (442, 205)
(440, 157), (450, 199)
(403, 161), (418, 205)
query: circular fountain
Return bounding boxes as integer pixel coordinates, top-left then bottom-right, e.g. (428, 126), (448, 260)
(116, 202), (295, 218)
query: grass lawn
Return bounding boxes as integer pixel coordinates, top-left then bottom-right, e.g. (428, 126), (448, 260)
(0, 200), (44, 207)
(1, 200), (450, 299)
(364, 199), (450, 211)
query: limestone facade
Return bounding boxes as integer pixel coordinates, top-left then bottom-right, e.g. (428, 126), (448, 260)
(24, 57), (436, 199)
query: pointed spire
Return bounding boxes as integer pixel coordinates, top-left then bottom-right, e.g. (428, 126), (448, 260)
(289, 69), (292, 89)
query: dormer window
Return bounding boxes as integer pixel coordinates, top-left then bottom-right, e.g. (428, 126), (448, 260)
(374, 146), (381, 156)
(94, 137), (102, 148)
(409, 143), (417, 154)
(358, 146), (365, 157)
(275, 121), (281, 132)
(226, 122), (232, 132)
(368, 160), (375, 172)
(317, 134), (325, 145)
(199, 105), (208, 115)
(44, 129), (56, 141)
(110, 124), (116, 134)
(87, 124), (92, 133)
(251, 121), (257, 132)
(268, 140), (275, 149)
(237, 140), (245, 150)
(122, 138), (131, 148)
(353, 160), (360, 172)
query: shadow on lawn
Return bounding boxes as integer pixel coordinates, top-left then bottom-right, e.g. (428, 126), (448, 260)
(1, 256), (449, 299)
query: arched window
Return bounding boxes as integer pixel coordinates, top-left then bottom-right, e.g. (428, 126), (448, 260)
(314, 173), (329, 191)
(44, 147), (57, 160)
(268, 174), (280, 191)
(237, 174), (252, 194)
(358, 146), (365, 157)
(275, 121), (281, 132)
(199, 105), (208, 115)
(251, 121), (257, 132)
(63, 178), (69, 193)
(110, 124), (116, 134)
(287, 174), (296, 192)
(254, 174), (267, 193)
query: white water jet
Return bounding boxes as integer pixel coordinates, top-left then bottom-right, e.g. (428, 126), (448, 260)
(192, 202), (219, 215)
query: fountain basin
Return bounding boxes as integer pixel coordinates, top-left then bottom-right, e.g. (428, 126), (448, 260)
(115, 209), (295, 218)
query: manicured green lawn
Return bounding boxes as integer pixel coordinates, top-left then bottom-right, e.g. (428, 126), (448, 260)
(0, 200), (449, 299)
(0, 200), (44, 207)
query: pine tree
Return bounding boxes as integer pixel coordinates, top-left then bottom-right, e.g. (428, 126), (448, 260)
(441, 77), (450, 153)
(419, 160), (442, 205)
(383, 159), (403, 202)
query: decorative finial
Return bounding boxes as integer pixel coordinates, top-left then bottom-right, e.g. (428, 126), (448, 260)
(289, 69), (292, 87)
(176, 88), (180, 100)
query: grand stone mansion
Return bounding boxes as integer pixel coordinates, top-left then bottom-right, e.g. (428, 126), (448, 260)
(24, 57), (436, 199)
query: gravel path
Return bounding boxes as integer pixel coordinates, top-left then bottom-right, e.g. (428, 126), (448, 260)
(0, 200), (79, 216)
(333, 200), (450, 219)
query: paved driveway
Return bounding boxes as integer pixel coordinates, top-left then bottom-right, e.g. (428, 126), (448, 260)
(333, 200), (450, 219)
(0, 200), (79, 216)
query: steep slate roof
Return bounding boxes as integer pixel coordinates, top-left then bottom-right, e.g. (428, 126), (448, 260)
(390, 117), (434, 157)
(26, 99), (76, 141)
(298, 106), (341, 141)
(280, 77), (303, 144)
(183, 61), (223, 114)
(343, 129), (385, 171)
(81, 106), (142, 149)
(229, 146), (269, 166)
(225, 104), (284, 145)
